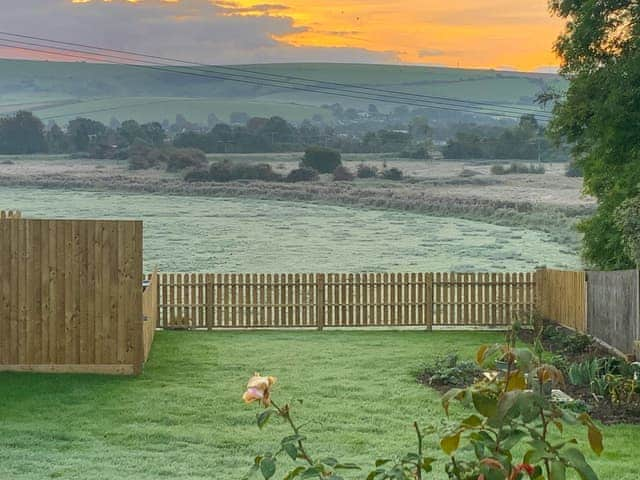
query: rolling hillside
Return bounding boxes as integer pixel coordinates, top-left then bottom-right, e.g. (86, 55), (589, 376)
(0, 59), (565, 124)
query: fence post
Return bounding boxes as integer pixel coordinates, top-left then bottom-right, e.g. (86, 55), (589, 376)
(316, 273), (325, 331)
(205, 273), (213, 330)
(534, 268), (546, 319)
(425, 272), (433, 331)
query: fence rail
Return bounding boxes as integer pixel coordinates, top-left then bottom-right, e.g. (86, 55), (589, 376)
(150, 271), (537, 329)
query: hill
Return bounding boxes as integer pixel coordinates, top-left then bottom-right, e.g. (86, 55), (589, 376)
(0, 59), (565, 124)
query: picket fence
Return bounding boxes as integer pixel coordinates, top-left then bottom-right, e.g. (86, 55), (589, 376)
(150, 271), (537, 329)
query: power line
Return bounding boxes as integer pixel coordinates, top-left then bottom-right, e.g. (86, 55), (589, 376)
(0, 37), (552, 121)
(0, 39), (552, 122)
(0, 30), (554, 118)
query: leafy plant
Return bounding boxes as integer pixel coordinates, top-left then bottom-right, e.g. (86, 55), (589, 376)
(243, 333), (604, 480)
(605, 374), (639, 405)
(441, 341), (603, 480)
(241, 373), (431, 480)
(421, 354), (482, 388)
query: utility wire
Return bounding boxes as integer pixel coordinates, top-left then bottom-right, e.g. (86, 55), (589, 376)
(0, 40), (551, 122)
(0, 37), (552, 120)
(0, 30), (554, 117)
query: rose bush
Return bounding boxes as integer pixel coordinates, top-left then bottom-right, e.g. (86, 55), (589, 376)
(242, 336), (603, 480)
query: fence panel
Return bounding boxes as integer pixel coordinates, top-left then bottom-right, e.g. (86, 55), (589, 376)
(432, 272), (535, 326)
(536, 269), (587, 332)
(155, 272), (535, 329)
(587, 270), (640, 355)
(0, 217), (144, 374)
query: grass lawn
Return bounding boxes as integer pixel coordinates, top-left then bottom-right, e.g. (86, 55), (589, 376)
(1, 330), (638, 479)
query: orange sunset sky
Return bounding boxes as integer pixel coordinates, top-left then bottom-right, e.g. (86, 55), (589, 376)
(2, 0), (564, 72)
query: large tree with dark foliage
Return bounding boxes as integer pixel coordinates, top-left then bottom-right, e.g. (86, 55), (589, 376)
(0, 111), (47, 154)
(549, 0), (640, 269)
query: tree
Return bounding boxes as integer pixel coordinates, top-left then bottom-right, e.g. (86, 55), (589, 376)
(46, 123), (68, 154)
(615, 196), (640, 267)
(301, 146), (341, 173)
(0, 111), (47, 154)
(548, 0), (640, 269)
(67, 117), (107, 152)
(118, 120), (144, 146)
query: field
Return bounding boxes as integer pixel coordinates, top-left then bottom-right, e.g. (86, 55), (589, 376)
(0, 184), (580, 273)
(0, 59), (566, 123)
(1, 330), (637, 480)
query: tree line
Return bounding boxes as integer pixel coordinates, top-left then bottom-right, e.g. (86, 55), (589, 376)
(0, 110), (565, 161)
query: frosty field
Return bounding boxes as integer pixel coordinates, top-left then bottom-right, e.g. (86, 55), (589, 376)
(1, 187), (579, 273)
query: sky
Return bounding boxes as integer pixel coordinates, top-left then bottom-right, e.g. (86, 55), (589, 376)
(0, 0), (564, 72)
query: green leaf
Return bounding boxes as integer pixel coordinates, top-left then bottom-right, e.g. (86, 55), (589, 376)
(462, 414), (484, 427)
(334, 463), (361, 470)
(300, 466), (324, 478)
(550, 461), (566, 480)
(260, 457), (276, 480)
(562, 447), (598, 480)
(440, 431), (461, 455)
(375, 459), (391, 467)
(283, 466), (306, 480)
(320, 457), (338, 467)
(442, 388), (464, 416)
(257, 409), (274, 430)
(472, 391), (498, 418)
(501, 430), (527, 451)
(283, 443), (298, 461)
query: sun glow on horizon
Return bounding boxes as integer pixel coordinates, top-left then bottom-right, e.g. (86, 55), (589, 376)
(63, 0), (563, 71)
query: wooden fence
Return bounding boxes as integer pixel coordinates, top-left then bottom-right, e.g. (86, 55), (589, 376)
(0, 215), (146, 375)
(151, 272), (537, 329)
(142, 269), (159, 361)
(587, 270), (639, 356)
(536, 269), (587, 333)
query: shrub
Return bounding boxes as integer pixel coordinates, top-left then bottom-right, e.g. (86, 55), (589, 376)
(332, 165), (355, 181)
(356, 163), (378, 178)
(301, 146), (341, 173)
(206, 160), (282, 182)
(420, 353), (482, 387)
(285, 167), (319, 183)
(491, 163), (546, 175)
(166, 148), (207, 172)
(183, 169), (211, 182)
(233, 163), (282, 182)
(382, 167), (403, 180)
(208, 159), (234, 182)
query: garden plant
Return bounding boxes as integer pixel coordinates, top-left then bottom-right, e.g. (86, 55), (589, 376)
(242, 334), (603, 480)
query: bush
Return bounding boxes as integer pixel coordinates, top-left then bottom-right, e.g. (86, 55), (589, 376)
(356, 164), (378, 178)
(301, 146), (341, 173)
(285, 167), (319, 183)
(332, 165), (355, 181)
(183, 169), (211, 182)
(166, 148), (207, 172)
(206, 160), (282, 182)
(420, 353), (482, 387)
(233, 163), (282, 182)
(491, 163), (546, 175)
(382, 167), (403, 180)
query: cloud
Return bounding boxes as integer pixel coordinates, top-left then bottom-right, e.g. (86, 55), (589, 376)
(418, 49), (446, 58)
(0, 0), (397, 64)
